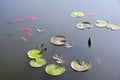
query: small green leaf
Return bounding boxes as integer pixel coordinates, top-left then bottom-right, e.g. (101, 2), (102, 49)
(29, 58), (46, 67)
(27, 49), (42, 58)
(45, 64), (66, 76)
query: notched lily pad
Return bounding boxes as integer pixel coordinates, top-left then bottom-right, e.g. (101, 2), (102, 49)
(27, 49), (42, 58)
(95, 20), (108, 28)
(71, 12), (84, 18)
(107, 24), (120, 31)
(50, 36), (67, 46)
(71, 60), (91, 72)
(45, 64), (66, 76)
(30, 58), (46, 67)
(76, 22), (92, 30)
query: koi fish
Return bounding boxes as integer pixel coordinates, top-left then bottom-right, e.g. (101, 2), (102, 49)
(16, 18), (25, 22)
(20, 27), (32, 32)
(19, 36), (27, 42)
(85, 13), (96, 16)
(27, 17), (38, 20)
(24, 32), (32, 37)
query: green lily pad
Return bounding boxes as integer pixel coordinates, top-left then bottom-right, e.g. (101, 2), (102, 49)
(45, 64), (66, 76)
(107, 24), (120, 30)
(27, 49), (42, 58)
(71, 60), (91, 72)
(30, 58), (46, 67)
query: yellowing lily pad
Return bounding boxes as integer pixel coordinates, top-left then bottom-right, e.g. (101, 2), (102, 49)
(71, 60), (91, 72)
(107, 24), (120, 30)
(27, 49), (42, 58)
(45, 64), (66, 76)
(71, 12), (84, 18)
(30, 58), (46, 67)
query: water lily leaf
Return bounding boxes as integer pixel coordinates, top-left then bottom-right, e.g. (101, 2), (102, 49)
(95, 20), (108, 28)
(50, 36), (67, 46)
(29, 58), (46, 67)
(76, 23), (85, 30)
(76, 22), (92, 30)
(45, 64), (66, 76)
(77, 12), (85, 17)
(107, 24), (120, 31)
(71, 12), (84, 17)
(71, 12), (78, 17)
(71, 60), (91, 72)
(88, 37), (92, 48)
(27, 49), (42, 58)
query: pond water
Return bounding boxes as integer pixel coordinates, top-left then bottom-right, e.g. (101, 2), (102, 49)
(0, 0), (120, 80)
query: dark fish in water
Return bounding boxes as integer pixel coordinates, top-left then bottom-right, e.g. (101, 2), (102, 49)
(8, 22), (14, 24)
(5, 33), (12, 37)
(88, 37), (92, 47)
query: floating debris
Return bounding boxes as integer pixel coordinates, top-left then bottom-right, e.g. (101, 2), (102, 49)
(71, 60), (91, 72)
(45, 64), (66, 76)
(107, 24), (120, 31)
(24, 32), (32, 37)
(88, 37), (92, 48)
(16, 18), (25, 22)
(27, 17), (38, 20)
(95, 20), (108, 28)
(53, 54), (65, 64)
(20, 27), (32, 32)
(19, 36), (27, 42)
(50, 36), (67, 46)
(29, 58), (46, 67)
(65, 42), (72, 48)
(76, 22), (92, 30)
(37, 28), (44, 33)
(71, 12), (85, 18)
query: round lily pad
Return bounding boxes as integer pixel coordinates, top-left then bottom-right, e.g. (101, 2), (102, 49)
(45, 64), (66, 76)
(76, 22), (92, 30)
(95, 20), (108, 28)
(71, 12), (78, 17)
(77, 12), (85, 17)
(50, 36), (67, 46)
(107, 24), (120, 30)
(27, 49), (42, 58)
(30, 58), (46, 67)
(71, 60), (91, 72)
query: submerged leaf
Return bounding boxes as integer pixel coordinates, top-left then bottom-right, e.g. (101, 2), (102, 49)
(30, 58), (46, 67)
(88, 37), (92, 48)
(45, 64), (66, 76)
